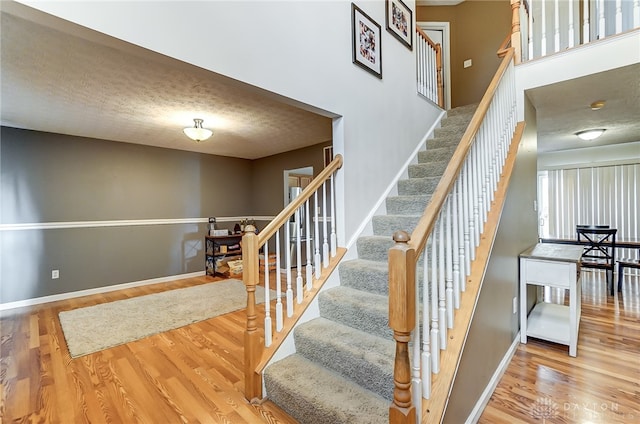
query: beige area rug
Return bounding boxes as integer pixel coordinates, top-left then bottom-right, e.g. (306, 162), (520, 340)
(59, 279), (273, 358)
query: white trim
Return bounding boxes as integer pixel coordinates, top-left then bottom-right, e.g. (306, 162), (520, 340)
(0, 216), (276, 232)
(345, 111), (445, 250)
(0, 271), (205, 312)
(465, 333), (521, 424)
(417, 21), (452, 110)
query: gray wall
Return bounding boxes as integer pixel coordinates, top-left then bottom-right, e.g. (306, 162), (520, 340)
(251, 141), (331, 216)
(0, 127), (327, 303)
(443, 101), (538, 423)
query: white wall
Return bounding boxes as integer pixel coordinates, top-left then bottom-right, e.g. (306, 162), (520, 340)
(17, 0), (442, 246)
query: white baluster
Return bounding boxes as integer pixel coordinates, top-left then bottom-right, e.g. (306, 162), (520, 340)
(465, 158), (475, 261)
(264, 242), (272, 347)
(452, 182), (461, 307)
(275, 230), (283, 332)
(295, 206), (303, 304)
(445, 196), (454, 329)
(438, 213), (447, 349)
(568, 0), (575, 48)
(472, 144), (482, 243)
(330, 173), (337, 257)
(457, 176), (467, 291)
(314, 191), (321, 279)
(422, 243), (432, 399)
(528, 0), (534, 59)
(430, 234), (440, 372)
(541, 0), (547, 56)
(285, 221), (293, 317)
(305, 199), (313, 291)
(583, 0), (591, 43)
(412, 265), (423, 410)
(322, 181), (329, 268)
(615, 0), (623, 33)
(554, 0), (560, 52)
(634, 0), (640, 28)
(598, 0), (606, 39)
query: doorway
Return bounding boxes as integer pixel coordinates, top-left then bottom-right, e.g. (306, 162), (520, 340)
(418, 21), (451, 110)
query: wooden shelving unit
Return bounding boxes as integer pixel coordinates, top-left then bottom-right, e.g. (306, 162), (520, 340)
(205, 234), (242, 277)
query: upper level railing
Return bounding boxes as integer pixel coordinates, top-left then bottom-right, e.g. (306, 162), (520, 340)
(388, 44), (524, 423)
(514, 0), (640, 62)
(416, 27), (444, 108)
(243, 154), (344, 400)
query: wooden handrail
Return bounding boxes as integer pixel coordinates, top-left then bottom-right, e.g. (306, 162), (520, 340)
(257, 154), (343, 245)
(244, 153), (343, 402)
(497, 32), (512, 57)
(416, 26), (438, 50)
(406, 48), (515, 259)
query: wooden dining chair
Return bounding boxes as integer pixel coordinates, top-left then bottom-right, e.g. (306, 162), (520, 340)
(576, 227), (617, 295)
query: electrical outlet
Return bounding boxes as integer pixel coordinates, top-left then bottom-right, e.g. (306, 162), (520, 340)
(512, 296), (518, 314)
(52, 270), (59, 279)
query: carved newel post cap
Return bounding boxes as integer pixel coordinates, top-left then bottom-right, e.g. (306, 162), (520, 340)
(392, 230), (410, 243)
(244, 224), (256, 234)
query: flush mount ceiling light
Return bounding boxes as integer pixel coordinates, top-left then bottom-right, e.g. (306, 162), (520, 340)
(183, 118), (213, 142)
(590, 100), (606, 110)
(576, 129), (606, 141)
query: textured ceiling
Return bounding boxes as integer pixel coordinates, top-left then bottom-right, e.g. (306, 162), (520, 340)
(1, 5), (638, 161)
(526, 63), (640, 154)
(0, 10), (334, 160)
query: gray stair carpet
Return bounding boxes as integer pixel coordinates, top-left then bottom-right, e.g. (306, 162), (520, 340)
(263, 104), (477, 423)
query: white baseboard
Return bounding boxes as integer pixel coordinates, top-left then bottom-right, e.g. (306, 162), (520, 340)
(0, 271), (205, 312)
(465, 333), (521, 424)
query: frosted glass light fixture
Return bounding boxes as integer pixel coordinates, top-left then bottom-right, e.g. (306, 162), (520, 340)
(183, 118), (213, 142)
(575, 129), (605, 141)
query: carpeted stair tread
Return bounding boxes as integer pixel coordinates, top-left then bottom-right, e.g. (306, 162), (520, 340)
(295, 317), (395, 399)
(317, 288), (391, 340)
(446, 103), (479, 117)
(356, 235), (395, 262)
(264, 353), (388, 424)
(409, 161), (448, 178)
(418, 145), (457, 163)
(372, 214), (421, 236)
(386, 194), (431, 215)
(339, 259), (389, 294)
(397, 176), (441, 196)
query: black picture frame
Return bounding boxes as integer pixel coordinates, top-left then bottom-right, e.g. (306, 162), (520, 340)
(352, 3), (382, 79)
(386, 0), (413, 50)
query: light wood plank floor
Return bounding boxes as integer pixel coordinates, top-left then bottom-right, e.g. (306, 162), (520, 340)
(1, 270), (638, 423)
(480, 270), (640, 423)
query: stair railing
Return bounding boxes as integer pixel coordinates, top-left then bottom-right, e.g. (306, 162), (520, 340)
(243, 154), (344, 401)
(416, 27), (444, 108)
(388, 45), (520, 423)
(516, 0), (640, 61)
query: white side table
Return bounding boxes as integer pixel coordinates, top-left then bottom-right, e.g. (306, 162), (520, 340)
(519, 243), (584, 357)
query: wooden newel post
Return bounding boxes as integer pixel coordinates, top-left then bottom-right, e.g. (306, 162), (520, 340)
(388, 231), (417, 423)
(242, 225), (262, 400)
(510, 0), (522, 64)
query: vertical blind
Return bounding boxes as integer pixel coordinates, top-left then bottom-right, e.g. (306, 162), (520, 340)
(543, 163), (639, 262)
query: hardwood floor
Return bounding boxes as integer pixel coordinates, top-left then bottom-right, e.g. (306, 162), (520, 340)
(0, 275), (297, 424)
(479, 270), (640, 423)
(1, 270), (638, 423)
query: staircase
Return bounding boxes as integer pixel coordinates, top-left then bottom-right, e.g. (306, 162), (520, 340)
(263, 104), (478, 423)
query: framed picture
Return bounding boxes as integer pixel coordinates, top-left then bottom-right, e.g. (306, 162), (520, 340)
(386, 0), (413, 50)
(352, 3), (382, 79)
